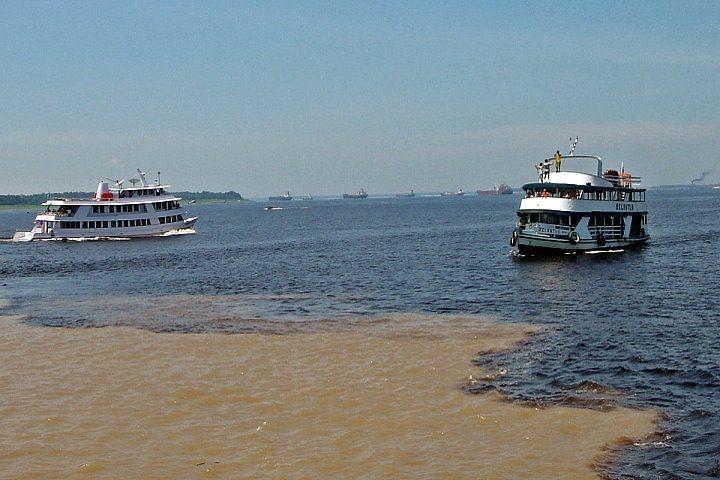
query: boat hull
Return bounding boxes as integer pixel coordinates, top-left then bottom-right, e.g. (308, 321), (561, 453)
(12, 217), (197, 242)
(515, 233), (648, 256)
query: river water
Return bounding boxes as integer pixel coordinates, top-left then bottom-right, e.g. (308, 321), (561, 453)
(1, 189), (718, 478)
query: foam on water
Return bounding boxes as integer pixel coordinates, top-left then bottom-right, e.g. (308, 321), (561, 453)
(159, 228), (197, 236)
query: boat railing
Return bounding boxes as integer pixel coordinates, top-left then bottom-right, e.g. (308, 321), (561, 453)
(541, 155), (604, 177)
(525, 188), (645, 202)
(602, 174), (642, 187)
(588, 225), (624, 238)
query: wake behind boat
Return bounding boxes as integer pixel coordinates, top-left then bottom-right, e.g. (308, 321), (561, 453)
(510, 139), (649, 255)
(12, 169), (197, 242)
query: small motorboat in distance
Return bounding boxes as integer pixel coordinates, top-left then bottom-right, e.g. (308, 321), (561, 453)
(264, 205), (282, 211)
(510, 138), (650, 255)
(12, 169), (197, 242)
(477, 184), (513, 195)
(343, 188), (368, 199)
(269, 191), (293, 201)
(395, 189), (415, 198)
(441, 188), (465, 197)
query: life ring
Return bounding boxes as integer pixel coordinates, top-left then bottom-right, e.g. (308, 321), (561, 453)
(568, 231), (580, 244)
(510, 229), (519, 247)
(596, 233), (606, 246)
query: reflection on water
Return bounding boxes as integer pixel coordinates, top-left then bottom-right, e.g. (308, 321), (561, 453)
(0, 311), (655, 479)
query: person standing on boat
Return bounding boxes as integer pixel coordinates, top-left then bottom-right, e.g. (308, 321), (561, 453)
(554, 150), (562, 172)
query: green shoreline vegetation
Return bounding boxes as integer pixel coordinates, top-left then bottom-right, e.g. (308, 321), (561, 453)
(0, 191), (246, 210)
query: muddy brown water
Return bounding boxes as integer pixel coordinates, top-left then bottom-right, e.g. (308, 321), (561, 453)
(1, 312), (655, 479)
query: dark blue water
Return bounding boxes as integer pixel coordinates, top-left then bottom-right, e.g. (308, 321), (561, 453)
(1, 190), (719, 478)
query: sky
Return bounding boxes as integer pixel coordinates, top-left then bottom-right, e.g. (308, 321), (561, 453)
(1, 1), (719, 195)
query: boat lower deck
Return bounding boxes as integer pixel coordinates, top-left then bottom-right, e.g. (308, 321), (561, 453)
(12, 217), (197, 242)
(515, 233), (649, 256)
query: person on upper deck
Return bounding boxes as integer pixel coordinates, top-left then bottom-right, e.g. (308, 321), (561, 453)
(554, 150), (562, 173)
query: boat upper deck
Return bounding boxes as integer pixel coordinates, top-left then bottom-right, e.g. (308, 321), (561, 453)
(42, 193), (181, 207)
(532, 155), (643, 190)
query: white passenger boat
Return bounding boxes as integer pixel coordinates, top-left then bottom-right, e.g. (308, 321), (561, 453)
(12, 170), (197, 242)
(510, 144), (649, 255)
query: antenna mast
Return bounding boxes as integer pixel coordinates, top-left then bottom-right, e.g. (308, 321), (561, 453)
(568, 137), (579, 156)
(136, 169), (149, 187)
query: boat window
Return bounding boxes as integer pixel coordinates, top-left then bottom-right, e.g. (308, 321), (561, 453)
(178, 214), (183, 221)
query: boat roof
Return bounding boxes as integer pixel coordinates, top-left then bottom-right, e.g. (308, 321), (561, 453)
(42, 195), (182, 206)
(522, 182), (645, 193)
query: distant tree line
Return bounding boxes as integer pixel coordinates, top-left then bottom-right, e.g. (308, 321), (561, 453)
(176, 191), (245, 201)
(0, 192), (91, 205)
(0, 190), (244, 205)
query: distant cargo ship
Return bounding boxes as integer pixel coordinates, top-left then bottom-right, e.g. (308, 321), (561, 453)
(477, 184), (513, 195)
(395, 190), (415, 198)
(440, 189), (465, 197)
(343, 188), (368, 199)
(269, 191), (293, 201)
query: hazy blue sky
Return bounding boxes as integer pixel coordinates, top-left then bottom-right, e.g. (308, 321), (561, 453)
(2, 1), (719, 194)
